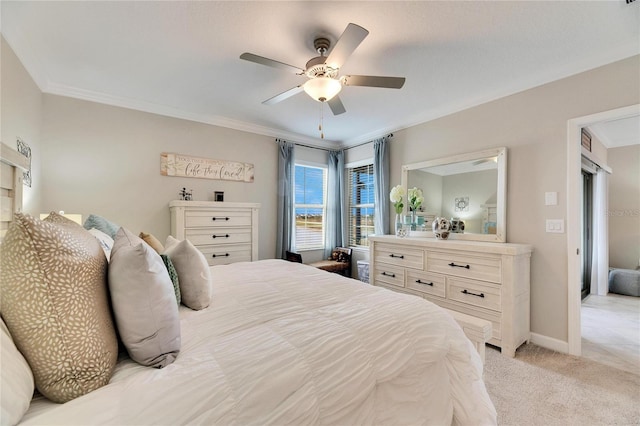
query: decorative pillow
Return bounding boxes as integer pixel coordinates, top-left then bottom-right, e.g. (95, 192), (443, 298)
(0, 213), (118, 403)
(160, 254), (181, 306)
(0, 318), (34, 426)
(164, 236), (212, 310)
(109, 228), (181, 368)
(88, 227), (115, 260)
(83, 214), (120, 239)
(139, 231), (164, 254)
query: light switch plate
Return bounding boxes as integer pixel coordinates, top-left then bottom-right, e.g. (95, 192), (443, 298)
(545, 192), (558, 206)
(546, 219), (564, 233)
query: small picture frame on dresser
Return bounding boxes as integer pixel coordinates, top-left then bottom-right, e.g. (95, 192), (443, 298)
(214, 191), (224, 202)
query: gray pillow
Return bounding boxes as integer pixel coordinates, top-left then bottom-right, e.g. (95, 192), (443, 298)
(83, 214), (120, 239)
(164, 236), (212, 310)
(109, 228), (181, 367)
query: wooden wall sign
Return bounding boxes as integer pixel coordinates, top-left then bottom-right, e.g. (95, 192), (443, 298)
(160, 153), (254, 183)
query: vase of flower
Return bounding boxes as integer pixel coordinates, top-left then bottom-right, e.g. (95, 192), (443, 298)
(395, 213), (407, 238)
(390, 185), (407, 237)
(408, 187), (424, 231)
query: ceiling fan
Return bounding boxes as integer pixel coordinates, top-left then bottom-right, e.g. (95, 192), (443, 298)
(240, 23), (406, 116)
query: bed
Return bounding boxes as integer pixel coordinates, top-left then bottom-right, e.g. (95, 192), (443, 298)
(0, 145), (496, 426)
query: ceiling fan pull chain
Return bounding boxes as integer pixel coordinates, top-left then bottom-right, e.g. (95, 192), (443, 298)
(319, 102), (324, 139)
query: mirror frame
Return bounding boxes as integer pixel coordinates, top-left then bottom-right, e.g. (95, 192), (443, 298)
(401, 147), (507, 242)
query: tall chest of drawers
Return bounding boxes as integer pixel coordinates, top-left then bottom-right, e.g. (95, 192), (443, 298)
(170, 201), (260, 266)
(369, 235), (532, 357)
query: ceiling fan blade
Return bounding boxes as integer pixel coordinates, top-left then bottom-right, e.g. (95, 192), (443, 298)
(263, 85), (304, 105)
(342, 75), (406, 89)
(240, 53), (304, 74)
(325, 23), (369, 69)
(327, 95), (346, 115)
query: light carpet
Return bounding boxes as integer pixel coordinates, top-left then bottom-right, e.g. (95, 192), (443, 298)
(483, 343), (640, 426)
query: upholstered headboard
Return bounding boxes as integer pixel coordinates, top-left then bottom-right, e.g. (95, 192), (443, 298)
(0, 142), (29, 240)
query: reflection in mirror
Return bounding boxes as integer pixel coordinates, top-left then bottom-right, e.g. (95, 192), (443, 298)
(401, 147), (506, 242)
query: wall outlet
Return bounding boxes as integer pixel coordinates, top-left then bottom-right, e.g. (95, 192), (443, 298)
(546, 219), (565, 233)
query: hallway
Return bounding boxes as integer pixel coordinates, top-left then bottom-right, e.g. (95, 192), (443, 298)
(581, 293), (640, 375)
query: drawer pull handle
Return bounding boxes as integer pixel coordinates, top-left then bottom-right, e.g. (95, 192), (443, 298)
(212, 253), (230, 258)
(461, 289), (484, 298)
(389, 254), (404, 259)
(381, 272), (396, 278)
(415, 279), (434, 286)
(448, 262), (470, 269)
(212, 217), (230, 221)
(212, 234), (230, 239)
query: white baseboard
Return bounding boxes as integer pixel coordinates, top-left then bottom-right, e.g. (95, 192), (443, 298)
(530, 333), (569, 354)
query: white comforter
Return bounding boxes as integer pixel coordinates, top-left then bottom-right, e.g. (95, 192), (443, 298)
(21, 260), (496, 425)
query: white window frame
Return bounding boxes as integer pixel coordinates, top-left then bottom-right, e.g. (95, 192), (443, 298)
(294, 161), (328, 251)
(346, 159), (375, 248)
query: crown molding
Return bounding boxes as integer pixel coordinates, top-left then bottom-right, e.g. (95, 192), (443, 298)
(43, 82), (340, 149)
(343, 40), (640, 147)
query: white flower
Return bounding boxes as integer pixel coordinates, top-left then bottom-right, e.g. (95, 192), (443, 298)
(389, 185), (405, 203)
(408, 187), (424, 210)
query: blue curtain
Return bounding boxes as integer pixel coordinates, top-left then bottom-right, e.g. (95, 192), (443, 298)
(373, 137), (390, 236)
(324, 150), (345, 259)
(276, 140), (296, 259)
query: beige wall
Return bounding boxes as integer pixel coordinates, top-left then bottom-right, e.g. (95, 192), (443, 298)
(608, 144), (640, 269)
(40, 95), (279, 260)
(390, 55), (640, 343)
(1, 37), (43, 214)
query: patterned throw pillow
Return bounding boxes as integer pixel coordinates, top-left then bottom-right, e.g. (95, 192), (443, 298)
(160, 254), (181, 305)
(0, 213), (118, 403)
(88, 227), (115, 261)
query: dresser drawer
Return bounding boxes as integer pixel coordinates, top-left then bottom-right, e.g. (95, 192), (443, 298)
(185, 228), (251, 246)
(447, 277), (501, 312)
(198, 244), (252, 266)
(424, 295), (503, 341)
(373, 264), (405, 289)
(406, 271), (446, 298)
(185, 210), (252, 228)
(374, 243), (423, 270)
(427, 251), (502, 284)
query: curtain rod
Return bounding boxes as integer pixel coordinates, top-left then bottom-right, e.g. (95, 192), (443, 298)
(275, 133), (393, 152)
(275, 139), (333, 152)
(344, 134), (393, 150)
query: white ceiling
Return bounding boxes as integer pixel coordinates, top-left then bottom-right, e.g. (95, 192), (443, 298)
(2, 1), (639, 148)
(588, 115), (640, 148)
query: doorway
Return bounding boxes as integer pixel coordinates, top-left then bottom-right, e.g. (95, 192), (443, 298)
(566, 104), (640, 357)
(581, 169), (592, 301)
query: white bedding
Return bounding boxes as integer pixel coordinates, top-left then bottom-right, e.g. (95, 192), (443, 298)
(21, 259), (496, 425)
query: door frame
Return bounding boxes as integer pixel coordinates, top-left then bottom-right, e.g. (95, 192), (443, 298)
(566, 103), (640, 356)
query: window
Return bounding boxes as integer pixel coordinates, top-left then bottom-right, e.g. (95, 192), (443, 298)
(348, 163), (375, 247)
(294, 164), (327, 250)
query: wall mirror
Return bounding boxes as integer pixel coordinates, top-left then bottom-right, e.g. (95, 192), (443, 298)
(400, 147), (507, 242)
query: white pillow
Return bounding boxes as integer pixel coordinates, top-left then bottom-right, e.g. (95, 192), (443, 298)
(88, 227), (115, 261)
(109, 228), (181, 368)
(1, 318), (34, 426)
(164, 236), (212, 310)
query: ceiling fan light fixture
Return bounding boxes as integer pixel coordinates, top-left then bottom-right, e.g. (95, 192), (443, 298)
(303, 77), (342, 102)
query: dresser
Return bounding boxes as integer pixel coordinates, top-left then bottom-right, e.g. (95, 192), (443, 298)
(369, 235), (532, 357)
(169, 201), (260, 266)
